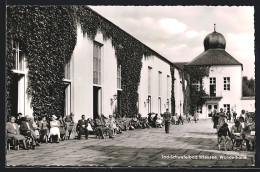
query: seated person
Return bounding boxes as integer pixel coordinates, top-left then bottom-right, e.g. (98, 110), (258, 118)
(48, 115), (61, 143)
(230, 120), (243, 148)
(155, 115), (163, 128)
(95, 115), (113, 139)
(131, 114), (142, 129)
(148, 113), (155, 127)
(141, 117), (150, 128)
(217, 123), (232, 150)
(38, 116), (49, 143)
(64, 113), (75, 139)
(114, 116), (123, 134)
(6, 116), (28, 150)
(16, 113), (24, 125)
(243, 117), (255, 150)
(76, 114), (89, 140)
(31, 116), (40, 141)
(107, 115), (119, 135)
(20, 115), (38, 149)
(120, 115), (128, 131)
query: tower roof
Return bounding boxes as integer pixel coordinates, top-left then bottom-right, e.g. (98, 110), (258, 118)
(187, 25), (243, 69)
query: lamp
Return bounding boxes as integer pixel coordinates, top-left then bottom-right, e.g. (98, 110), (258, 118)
(110, 94), (117, 104)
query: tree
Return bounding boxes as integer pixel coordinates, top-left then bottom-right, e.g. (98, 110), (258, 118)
(242, 76), (255, 97)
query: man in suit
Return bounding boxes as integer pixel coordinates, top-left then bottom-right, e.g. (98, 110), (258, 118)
(20, 115), (38, 149)
(77, 115), (89, 140)
(6, 116), (28, 149)
(163, 109), (171, 133)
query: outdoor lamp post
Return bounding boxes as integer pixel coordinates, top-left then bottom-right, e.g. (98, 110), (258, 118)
(110, 94), (117, 104)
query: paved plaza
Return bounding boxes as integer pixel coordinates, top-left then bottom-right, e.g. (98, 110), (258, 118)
(6, 119), (255, 167)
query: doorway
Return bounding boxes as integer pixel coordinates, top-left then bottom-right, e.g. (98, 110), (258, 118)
(148, 95), (151, 114)
(207, 104), (218, 118)
(93, 86), (102, 120)
(9, 74), (25, 117)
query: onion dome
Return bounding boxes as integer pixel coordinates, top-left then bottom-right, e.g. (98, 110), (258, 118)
(203, 24), (226, 51)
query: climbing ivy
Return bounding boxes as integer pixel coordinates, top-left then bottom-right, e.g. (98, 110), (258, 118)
(184, 65), (210, 115)
(7, 6), (155, 119)
(170, 65), (175, 114)
(7, 6), (77, 120)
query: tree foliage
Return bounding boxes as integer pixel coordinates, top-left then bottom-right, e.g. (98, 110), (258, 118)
(242, 76), (255, 97)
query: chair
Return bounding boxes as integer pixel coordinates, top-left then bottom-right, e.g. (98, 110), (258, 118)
(7, 138), (19, 150)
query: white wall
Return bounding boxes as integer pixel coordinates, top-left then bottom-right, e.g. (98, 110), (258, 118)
(201, 65), (243, 118)
(138, 55), (172, 117)
(71, 26), (117, 122)
(174, 69), (184, 116)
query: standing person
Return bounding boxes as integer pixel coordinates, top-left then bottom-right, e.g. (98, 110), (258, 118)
(76, 115), (89, 140)
(240, 110), (246, 122)
(218, 108), (226, 127)
(212, 109), (219, 134)
(163, 109), (171, 133)
(226, 110), (231, 123)
(194, 113), (198, 123)
(58, 115), (66, 140)
(233, 111), (237, 122)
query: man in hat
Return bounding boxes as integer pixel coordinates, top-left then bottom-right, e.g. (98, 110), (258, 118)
(76, 114), (89, 140)
(20, 115), (38, 149)
(163, 109), (171, 133)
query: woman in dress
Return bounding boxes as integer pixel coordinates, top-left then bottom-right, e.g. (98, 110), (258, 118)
(48, 115), (61, 143)
(6, 116), (28, 149)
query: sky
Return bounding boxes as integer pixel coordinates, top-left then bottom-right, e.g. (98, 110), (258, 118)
(90, 6), (255, 79)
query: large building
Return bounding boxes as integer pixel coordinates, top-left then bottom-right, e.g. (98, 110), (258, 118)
(185, 26), (255, 119)
(7, 6), (185, 122)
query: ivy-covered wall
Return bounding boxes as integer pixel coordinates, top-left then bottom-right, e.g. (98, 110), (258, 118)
(184, 65), (210, 115)
(7, 6), (77, 120)
(170, 65), (175, 114)
(7, 6), (166, 119)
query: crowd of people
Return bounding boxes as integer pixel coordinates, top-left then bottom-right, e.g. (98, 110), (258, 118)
(7, 108), (254, 151)
(6, 109), (188, 150)
(212, 108), (255, 151)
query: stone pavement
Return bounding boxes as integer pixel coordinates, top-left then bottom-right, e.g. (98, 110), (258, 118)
(6, 119), (255, 167)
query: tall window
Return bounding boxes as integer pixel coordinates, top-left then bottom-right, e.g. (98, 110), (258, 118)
(210, 77), (216, 97)
(64, 60), (70, 80)
(93, 42), (102, 85)
(224, 77), (230, 91)
(117, 65), (122, 89)
(167, 75), (170, 99)
(158, 71), (162, 97)
(12, 40), (24, 71)
(223, 104), (230, 112)
(148, 67), (152, 95)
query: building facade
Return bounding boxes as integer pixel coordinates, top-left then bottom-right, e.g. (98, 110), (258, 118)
(186, 28), (255, 119)
(7, 7), (185, 122)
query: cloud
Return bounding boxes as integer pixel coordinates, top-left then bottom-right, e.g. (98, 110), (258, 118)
(185, 30), (199, 38)
(90, 6), (254, 78)
(159, 18), (187, 34)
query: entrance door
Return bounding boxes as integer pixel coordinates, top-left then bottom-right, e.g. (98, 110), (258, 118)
(207, 104), (218, 118)
(148, 95), (151, 114)
(62, 83), (71, 117)
(9, 74), (25, 117)
(93, 86), (102, 120)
